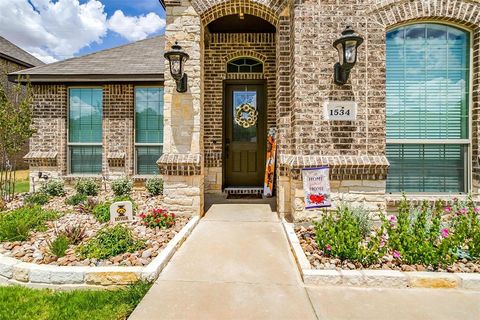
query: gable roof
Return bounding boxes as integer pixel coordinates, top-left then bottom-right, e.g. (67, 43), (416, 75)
(10, 36), (165, 83)
(0, 36), (44, 68)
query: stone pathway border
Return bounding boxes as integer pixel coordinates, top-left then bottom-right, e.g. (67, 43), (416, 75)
(0, 216), (200, 290)
(282, 219), (480, 291)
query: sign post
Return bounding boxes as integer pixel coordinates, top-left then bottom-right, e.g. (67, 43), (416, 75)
(302, 166), (332, 209)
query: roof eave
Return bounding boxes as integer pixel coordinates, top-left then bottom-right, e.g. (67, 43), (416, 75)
(159, 0), (165, 9)
(0, 52), (37, 68)
(8, 73), (165, 84)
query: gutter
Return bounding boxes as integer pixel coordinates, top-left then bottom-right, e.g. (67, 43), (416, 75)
(8, 73), (165, 84)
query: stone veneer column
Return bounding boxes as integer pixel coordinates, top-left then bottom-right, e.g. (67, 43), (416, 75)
(159, 0), (204, 215)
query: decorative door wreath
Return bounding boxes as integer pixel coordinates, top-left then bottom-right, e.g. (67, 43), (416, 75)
(234, 103), (258, 128)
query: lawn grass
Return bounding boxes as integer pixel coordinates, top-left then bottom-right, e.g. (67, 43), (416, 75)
(14, 170), (30, 194)
(0, 282), (151, 320)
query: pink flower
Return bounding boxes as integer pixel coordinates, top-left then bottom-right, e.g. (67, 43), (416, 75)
(459, 208), (467, 215)
(444, 206), (452, 213)
(325, 245), (332, 251)
(389, 215), (397, 223)
(441, 228), (449, 238)
(380, 240), (385, 248)
(393, 250), (401, 259)
(474, 207), (479, 214)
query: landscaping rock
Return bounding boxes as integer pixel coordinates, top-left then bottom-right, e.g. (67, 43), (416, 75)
(0, 189), (189, 268)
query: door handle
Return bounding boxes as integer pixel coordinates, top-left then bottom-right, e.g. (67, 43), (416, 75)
(225, 138), (230, 158)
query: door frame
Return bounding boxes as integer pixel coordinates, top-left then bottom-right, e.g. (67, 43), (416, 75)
(222, 79), (268, 189)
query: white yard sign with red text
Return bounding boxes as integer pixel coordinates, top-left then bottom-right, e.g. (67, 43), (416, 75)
(302, 166), (332, 209)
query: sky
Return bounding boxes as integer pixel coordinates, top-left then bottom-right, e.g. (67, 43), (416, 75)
(0, 0), (166, 63)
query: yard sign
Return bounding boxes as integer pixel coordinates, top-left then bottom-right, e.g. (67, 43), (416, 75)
(302, 166), (332, 209)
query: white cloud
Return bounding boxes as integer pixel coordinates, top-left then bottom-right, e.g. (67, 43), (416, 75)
(108, 10), (165, 41)
(0, 0), (165, 63)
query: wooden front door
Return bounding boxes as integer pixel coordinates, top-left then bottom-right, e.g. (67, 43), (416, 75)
(224, 83), (266, 187)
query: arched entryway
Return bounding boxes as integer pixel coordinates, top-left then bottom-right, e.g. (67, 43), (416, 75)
(202, 8), (277, 194)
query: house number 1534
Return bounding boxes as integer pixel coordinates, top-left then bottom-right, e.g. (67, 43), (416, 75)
(324, 101), (357, 121)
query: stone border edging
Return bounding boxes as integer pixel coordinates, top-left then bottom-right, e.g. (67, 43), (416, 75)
(0, 216), (200, 290)
(281, 219), (480, 291)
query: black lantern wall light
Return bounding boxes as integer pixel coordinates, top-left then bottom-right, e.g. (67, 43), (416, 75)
(164, 41), (189, 93)
(333, 26), (364, 85)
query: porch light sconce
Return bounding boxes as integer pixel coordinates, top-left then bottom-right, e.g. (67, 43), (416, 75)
(333, 26), (364, 85)
(164, 41), (189, 93)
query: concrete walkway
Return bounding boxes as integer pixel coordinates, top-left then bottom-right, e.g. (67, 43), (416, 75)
(130, 204), (480, 320)
(130, 204), (316, 319)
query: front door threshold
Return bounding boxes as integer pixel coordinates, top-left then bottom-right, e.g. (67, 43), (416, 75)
(224, 187), (263, 195)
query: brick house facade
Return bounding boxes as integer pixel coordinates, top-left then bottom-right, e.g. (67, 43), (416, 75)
(11, 0), (480, 221)
(160, 0), (480, 220)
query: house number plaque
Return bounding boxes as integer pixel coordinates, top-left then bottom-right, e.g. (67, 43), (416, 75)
(323, 101), (357, 121)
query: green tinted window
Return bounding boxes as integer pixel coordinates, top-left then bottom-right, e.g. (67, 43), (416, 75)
(70, 146), (102, 174)
(135, 88), (164, 143)
(386, 24), (469, 192)
(69, 88), (103, 143)
(386, 144), (466, 193)
(136, 146), (162, 175)
(135, 87), (164, 175)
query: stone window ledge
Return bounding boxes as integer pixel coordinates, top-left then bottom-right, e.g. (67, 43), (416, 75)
(157, 154), (202, 176)
(279, 154), (390, 181)
(24, 151), (57, 167)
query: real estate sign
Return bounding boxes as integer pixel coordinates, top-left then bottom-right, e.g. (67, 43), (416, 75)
(302, 166), (332, 209)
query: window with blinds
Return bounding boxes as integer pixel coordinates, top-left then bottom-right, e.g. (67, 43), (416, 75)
(68, 88), (103, 174)
(135, 87), (164, 175)
(386, 23), (470, 193)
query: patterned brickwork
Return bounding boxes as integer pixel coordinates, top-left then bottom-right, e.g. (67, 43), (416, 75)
(191, 0), (289, 25)
(103, 84), (135, 177)
(30, 84), (67, 175)
(204, 33), (276, 168)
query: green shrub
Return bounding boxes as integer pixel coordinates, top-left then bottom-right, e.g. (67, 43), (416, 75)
(40, 180), (65, 197)
(0, 206), (59, 241)
(381, 198), (452, 267)
(314, 196), (480, 269)
(65, 193), (88, 206)
(145, 177), (163, 196)
(76, 224), (145, 260)
(111, 177), (133, 197)
(48, 235), (70, 258)
(24, 192), (50, 206)
(75, 178), (99, 196)
(314, 204), (384, 264)
(93, 202), (112, 223)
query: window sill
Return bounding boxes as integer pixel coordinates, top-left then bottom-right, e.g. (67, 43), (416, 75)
(64, 174), (103, 180)
(132, 175), (162, 181)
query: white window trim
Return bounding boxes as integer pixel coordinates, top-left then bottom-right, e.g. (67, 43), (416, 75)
(385, 21), (473, 194)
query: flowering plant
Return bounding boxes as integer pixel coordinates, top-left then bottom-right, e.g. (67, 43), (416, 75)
(139, 208), (176, 229)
